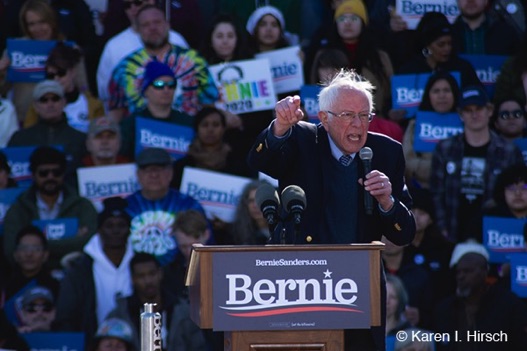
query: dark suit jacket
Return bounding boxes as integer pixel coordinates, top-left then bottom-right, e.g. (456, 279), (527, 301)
(247, 122), (416, 350)
(247, 121), (415, 246)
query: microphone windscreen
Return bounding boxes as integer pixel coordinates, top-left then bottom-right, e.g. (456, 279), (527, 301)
(281, 185), (307, 210)
(359, 147), (373, 161)
(255, 183), (279, 208)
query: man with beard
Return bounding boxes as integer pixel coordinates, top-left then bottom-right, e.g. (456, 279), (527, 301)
(107, 4), (218, 121)
(2, 146), (97, 270)
(432, 241), (527, 350)
(82, 116), (131, 166)
(53, 197), (134, 348)
(96, 0), (188, 108)
(451, 0), (520, 56)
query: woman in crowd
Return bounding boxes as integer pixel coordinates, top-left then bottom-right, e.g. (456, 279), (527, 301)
(0, 0), (66, 122)
(398, 11), (480, 88)
(309, 0), (393, 116)
(246, 5), (298, 55)
(308, 47), (350, 85)
(402, 71), (460, 189)
(24, 41), (102, 132)
(386, 274), (412, 336)
(171, 106), (252, 189)
(199, 13), (251, 65)
(229, 180), (272, 245)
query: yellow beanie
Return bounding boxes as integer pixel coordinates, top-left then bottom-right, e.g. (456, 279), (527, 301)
(334, 0), (369, 25)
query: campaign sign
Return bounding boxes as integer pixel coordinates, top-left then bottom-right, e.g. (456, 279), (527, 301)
(6, 39), (58, 82)
(459, 54), (507, 99)
(180, 167), (252, 222)
(210, 58), (276, 114)
(513, 138), (527, 164)
(32, 218), (79, 240)
(1, 146), (37, 187)
(391, 72), (460, 118)
(212, 250), (371, 331)
(396, 0), (459, 30)
(510, 253), (527, 298)
(77, 163), (139, 212)
(255, 46), (304, 94)
(0, 187), (25, 234)
(300, 84), (321, 123)
(413, 111), (463, 152)
(22, 332), (85, 351)
(135, 117), (194, 160)
(483, 216), (526, 263)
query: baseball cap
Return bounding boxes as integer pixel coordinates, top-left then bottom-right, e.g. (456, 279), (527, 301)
(33, 80), (65, 101)
(459, 85), (490, 109)
(21, 286), (54, 307)
(88, 116), (120, 137)
(95, 318), (134, 345)
(449, 240), (489, 267)
(136, 148), (172, 168)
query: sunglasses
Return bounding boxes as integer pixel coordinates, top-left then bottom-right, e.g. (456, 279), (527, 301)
(24, 302), (54, 313)
(498, 110), (525, 120)
(151, 79), (176, 90)
(45, 68), (67, 79)
(124, 0), (144, 9)
(38, 95), (61, 104)
(37, 167), (64, 178)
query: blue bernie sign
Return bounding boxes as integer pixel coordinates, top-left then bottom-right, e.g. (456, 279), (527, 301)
(413, 111), (463, 152)
(483, 216), (526, 263)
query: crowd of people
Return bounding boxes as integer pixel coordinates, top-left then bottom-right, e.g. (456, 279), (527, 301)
(0, 0), (527, 350)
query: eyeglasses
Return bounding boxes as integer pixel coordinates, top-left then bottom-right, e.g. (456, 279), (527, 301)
(24, 303), (54, 313)
(37, 167), (64, 178)
(124, 0), (144, 9)
(326, 110), (373, 122)
(38, 95), (61, 104)
(505, 184), (527, 192)
(45, 68), (67, 79)
(151, 80), (176, 90)
(336, 14), (361, 24)
(498, 110), (525, 120)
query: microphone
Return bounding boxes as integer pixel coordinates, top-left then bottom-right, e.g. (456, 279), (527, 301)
(255, 183), (280, 225)
(281, 185), (307, 225)
(359, 147), (374, 215)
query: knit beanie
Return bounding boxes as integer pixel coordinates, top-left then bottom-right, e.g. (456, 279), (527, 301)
(417, 12), (451, 47)
(334, 0), (369, 25)
(141, 60), (176, 95)
(246, 5), (286, 35)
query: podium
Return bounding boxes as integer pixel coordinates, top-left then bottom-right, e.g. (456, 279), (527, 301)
(186, 243), (384, 351)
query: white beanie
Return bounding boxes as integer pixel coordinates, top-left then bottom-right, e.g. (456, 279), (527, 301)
(246, 5), (285, 35)
(449, 240), (490, 268)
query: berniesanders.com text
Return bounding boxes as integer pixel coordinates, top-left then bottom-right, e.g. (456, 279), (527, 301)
(255, 258), (328, 266)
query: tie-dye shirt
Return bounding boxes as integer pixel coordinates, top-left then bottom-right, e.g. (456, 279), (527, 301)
(108, 45), (219, 116)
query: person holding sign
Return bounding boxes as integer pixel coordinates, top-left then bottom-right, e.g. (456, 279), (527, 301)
(2, 146), (98, 270)
(171, 106), (253, 189)
(119, 60), (193, 160)
(0, 0), (67, 123)
(248, 69), (415, 350)
(24, 42), (102, 133)
(398, 11), (480, 89)
(402, 71), (461, 189)
(430, 85), (524, 243)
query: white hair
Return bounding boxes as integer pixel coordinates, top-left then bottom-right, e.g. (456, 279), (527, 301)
(318, 69), (375, 113)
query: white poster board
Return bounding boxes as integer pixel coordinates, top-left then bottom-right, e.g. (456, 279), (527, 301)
(77, 163), (139, 212)
(396, 0), (459, 30)
(255, 45), (304, 94)
(179, 167), (252, 222)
